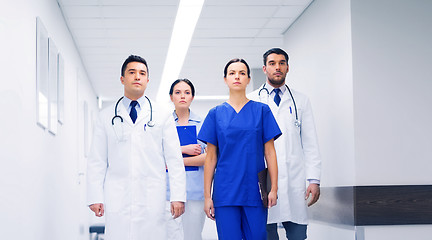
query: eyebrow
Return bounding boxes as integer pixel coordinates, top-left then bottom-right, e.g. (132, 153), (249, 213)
(268, 60), (286, 63)
(128, 68), (147, 73)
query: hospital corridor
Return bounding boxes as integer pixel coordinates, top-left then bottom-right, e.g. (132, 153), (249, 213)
(1, 0), (432, 239)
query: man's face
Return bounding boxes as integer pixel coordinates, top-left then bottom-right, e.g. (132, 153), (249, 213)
(120, 61), (149, 99)
(263, 53), (289, 87)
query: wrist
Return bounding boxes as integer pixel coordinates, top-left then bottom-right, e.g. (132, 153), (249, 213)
(308, 179), (320, 185)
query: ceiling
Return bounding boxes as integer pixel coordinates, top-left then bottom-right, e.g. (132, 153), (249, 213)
(57, 0), (313, 103)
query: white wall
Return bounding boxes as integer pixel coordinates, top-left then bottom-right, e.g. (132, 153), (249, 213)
(351, 0), (432, 185)
(282, 0), (432, 239)
(0, 0), (97, 239)
(283, 0), (355, 187)
(361, 225), (432, 240)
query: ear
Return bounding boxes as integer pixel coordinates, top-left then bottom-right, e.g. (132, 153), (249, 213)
(120, 76), (125, 85)
(262, 65), (267, 74)
(287, 64), (290, 73)
(170, 95), (174, 102)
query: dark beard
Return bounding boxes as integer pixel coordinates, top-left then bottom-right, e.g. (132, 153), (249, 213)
(268, 77), (285, 87)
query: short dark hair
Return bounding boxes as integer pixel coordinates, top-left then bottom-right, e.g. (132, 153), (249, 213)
(223, 58), (251, 78)
(121, 55), (148, 77)
(263, 48), (289, 66)
(169, 78), (196, 97)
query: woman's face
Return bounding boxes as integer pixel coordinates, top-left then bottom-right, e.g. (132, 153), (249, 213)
(224, 62), (250, 91)
(170, 81), (194, 109)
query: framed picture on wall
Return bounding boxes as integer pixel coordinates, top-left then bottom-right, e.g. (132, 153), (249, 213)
(58, 53), (64, 124)
(36, 17), (49, 129)
(48, 37), (58, 135)
(83, 101), (89, 157)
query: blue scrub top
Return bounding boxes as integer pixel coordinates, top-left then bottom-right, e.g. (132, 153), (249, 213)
(198, 100), (281, 207)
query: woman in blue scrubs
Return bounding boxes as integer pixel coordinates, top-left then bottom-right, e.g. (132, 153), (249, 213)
(198, 58), (281, 240)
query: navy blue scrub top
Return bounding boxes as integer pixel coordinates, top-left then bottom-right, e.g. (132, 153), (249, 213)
(198, 100), (281, 207)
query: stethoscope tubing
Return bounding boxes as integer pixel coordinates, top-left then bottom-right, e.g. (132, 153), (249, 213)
(111, 96), (154, 127)
(258, 83), (300, 126)
(112, 96), (124, 125)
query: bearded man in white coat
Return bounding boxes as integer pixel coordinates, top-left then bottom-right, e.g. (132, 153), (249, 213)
(87, 55), (186, 240)
(248, 48), (321, 240)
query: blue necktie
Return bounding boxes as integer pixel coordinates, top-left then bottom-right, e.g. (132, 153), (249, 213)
(130, 101), (138, 123)
(273, 88), (281, 106)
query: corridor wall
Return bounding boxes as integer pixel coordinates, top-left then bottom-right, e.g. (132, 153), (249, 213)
(0, 0), (97, 239)
(282, 0), (432, 239)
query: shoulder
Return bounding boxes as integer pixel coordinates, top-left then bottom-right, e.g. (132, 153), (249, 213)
(211, 102), (227, 113)
(205, 105), (218, 118)
(290, 88), (309, 101)
(189, 110), (203, 124)
(151, 99), (174, 118)
(189, 110), (203, 122)
(247, 86), (263, 100)
(98, 102), (115, 118)
(249, 100), (270, 111)
(203, 103), (226, 121)
(288, 88), (312, 108)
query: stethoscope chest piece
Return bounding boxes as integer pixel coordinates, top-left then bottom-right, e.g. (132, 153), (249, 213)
(147, 120), (155, 127)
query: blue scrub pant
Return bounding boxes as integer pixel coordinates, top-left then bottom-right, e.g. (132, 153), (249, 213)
(215, 206), (267, 240)
(266, 222), (307, 240)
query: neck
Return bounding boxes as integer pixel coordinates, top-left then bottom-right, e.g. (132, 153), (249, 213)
(228, 90), (248, 106)
(125, 92), (144, 101)
(266, 80), (285, 89)
(175, 108), (190, 125)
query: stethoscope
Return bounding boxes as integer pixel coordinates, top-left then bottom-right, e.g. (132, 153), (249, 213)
(258, 83), (301, 127)
(111, 96), (155, 127)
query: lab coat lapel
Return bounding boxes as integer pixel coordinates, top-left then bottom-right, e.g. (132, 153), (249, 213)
(279, 89), (291, 107)
(267, 94), (279, 114)
(118, 101), (134, 126)
(135, 101), (150, 125)
(273, 88), (290, 114)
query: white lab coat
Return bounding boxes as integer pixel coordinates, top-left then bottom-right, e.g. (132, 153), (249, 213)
(249, 85), (321, 225)
(87, 96), (186, 240)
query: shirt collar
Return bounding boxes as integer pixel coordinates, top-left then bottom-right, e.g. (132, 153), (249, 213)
(189, 111), (201, 123)
(122, 95), (146, 109)
(265, 82), (287, 95)
(172, 109), (201, 123)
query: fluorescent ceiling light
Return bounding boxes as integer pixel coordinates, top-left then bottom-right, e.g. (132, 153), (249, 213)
(156, 0), (205, 102)
(194, 95), (229, 101)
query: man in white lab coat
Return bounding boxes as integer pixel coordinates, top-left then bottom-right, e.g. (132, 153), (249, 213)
(248, 48), (321, 240)
(87, 55), (186, 239)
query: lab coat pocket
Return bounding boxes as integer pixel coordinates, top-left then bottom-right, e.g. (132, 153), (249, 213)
(142, 122), (162, 145)
(105, 179), (127, 213)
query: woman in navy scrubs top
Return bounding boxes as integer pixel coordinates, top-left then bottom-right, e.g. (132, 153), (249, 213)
(198, 58), (281, 240)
